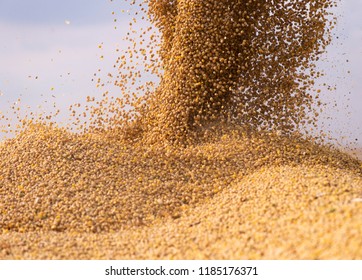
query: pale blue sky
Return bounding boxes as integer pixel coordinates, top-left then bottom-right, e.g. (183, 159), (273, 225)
(0, 0), (361, 146)
(0, 0), (126, 25)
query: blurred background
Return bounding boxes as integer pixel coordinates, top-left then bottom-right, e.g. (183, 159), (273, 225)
(0, 0), (361, 150)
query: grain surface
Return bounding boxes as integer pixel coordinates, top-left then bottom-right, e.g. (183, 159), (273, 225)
(1, 0), (361, 259)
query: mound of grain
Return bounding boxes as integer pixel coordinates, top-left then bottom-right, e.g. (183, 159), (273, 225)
(1, 162), (362, 259)
(1, 0), (362, 260)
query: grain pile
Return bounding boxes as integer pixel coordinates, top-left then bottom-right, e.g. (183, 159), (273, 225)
(1, 0), (362, 259)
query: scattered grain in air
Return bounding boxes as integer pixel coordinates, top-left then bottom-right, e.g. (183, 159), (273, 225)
(0, 0), (361, 260)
